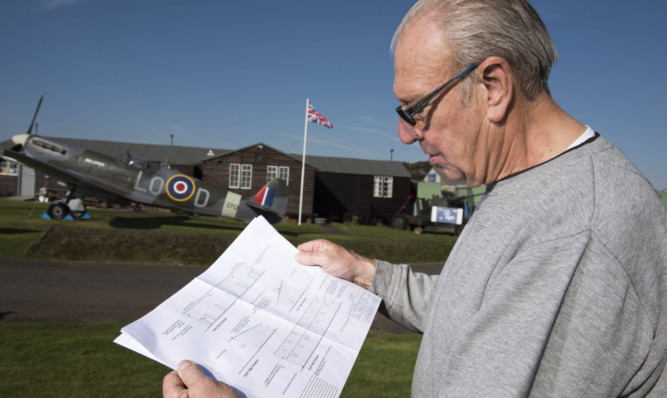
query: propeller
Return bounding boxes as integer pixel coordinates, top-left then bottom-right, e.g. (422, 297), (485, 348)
(8, 95), (44, 150)
(26, 95), (44, 135)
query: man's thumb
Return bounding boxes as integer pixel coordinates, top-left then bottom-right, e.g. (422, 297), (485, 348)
(177, 360), (209, 386)
(176, 360), (245, 397)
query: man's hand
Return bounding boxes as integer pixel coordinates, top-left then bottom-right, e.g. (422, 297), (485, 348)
(295, 239), (377, 289)
(163, 360), (242, 398)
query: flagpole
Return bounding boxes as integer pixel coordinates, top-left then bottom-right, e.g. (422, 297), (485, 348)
(298, 98), (309, 226)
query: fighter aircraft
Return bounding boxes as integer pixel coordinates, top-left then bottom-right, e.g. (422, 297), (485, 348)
(2, 97), (288, 223)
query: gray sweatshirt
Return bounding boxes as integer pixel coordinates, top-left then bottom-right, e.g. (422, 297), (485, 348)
(371, 135), (666, 397)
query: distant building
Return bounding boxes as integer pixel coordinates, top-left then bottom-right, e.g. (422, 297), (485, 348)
(199, 143), (316, 221)
(424, 165), (486, 208)
(0, 155), (22, 197)
(424, 165), (459, 193)
(302, 154), (411, 223)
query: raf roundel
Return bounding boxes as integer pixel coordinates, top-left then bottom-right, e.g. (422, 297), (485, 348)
(166, 174), (196, 202)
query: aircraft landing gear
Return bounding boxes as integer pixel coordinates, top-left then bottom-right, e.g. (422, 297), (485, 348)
(45, 199), (88, 220)
(70, 208), (86, 218)
(47, 202), (69, 220)
(45, 187), (88, 220)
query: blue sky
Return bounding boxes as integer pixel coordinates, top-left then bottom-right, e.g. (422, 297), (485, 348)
(1, 0), (666, 189)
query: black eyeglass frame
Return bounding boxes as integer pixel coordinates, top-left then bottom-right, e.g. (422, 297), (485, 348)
(395, 63), (480, 126)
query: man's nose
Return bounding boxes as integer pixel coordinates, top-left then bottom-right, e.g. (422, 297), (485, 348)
(398, 118), (423, 144)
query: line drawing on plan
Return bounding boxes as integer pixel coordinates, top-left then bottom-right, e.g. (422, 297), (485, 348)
(275, 296), (341, 368)
(182, 261), (264, 330)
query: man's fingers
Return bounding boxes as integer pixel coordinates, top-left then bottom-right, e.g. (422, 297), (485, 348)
(296, 239), (329, 253)
(162, 370), (188, 398)
(176, 360), (210, 389)
(295, 240), (332, 266)
(174, 360), (243, 398)
(294, 250), (324, 266)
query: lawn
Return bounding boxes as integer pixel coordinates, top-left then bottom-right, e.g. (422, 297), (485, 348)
(0, 198), (457, 265)
(0, 323), (421, 397)
(0, 198), (442, 397)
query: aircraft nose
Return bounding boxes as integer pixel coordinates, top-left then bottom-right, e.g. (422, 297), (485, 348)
(11, 134), (29, 147)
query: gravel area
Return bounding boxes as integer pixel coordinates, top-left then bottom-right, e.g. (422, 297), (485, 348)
(0, 256), (443, 334)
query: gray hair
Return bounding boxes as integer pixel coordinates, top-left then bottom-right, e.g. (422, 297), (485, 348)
(392, 0), (558, 101)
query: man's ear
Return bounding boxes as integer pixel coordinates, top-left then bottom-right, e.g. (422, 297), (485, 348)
(478, 56), (513, 123)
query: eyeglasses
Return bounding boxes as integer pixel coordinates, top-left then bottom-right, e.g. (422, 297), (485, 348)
(395, 63), (479, 126)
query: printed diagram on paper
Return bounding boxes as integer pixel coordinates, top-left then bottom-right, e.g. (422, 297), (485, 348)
(114, 216), (380, 398)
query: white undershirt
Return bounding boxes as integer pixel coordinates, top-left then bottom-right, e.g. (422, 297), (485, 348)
(566, 125), (595, 150)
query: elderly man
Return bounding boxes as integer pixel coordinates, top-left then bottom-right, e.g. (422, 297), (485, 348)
(163, 0), (667, 396)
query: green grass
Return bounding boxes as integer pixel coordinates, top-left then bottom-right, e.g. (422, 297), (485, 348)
(0, 198), (438, 396)
(0, 197), (457, 265)
(0, 200), (52, 256)
(342, 331), (422, 397)
(0, 323), (421, 398)
(0, 323), (166, 397)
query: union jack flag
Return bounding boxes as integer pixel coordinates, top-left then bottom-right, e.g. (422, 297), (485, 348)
(307, 103), (335, 129)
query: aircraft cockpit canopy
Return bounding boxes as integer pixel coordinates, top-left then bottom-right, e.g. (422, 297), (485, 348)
(117, 152), (154, 169)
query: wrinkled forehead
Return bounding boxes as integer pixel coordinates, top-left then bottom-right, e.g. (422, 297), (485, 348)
(393, 16), (453, 100)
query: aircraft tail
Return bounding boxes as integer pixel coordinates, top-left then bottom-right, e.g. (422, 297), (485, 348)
(244, 178), (288, 223)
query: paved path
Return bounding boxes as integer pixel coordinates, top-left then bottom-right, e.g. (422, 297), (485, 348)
(0, 256), (443, 334)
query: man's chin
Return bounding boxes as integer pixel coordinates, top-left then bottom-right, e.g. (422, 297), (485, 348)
(440, 167), (466, 184)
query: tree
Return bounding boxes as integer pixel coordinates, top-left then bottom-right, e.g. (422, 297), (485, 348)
(403, 160), (432, 181)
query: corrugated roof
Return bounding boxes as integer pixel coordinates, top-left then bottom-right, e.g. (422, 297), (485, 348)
(54, 137), (229, 165)
(29, 137), (409, 177)
(290, 154), (411, 178)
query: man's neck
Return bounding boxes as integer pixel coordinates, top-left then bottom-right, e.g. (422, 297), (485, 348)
(497, 94), (585, 180)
